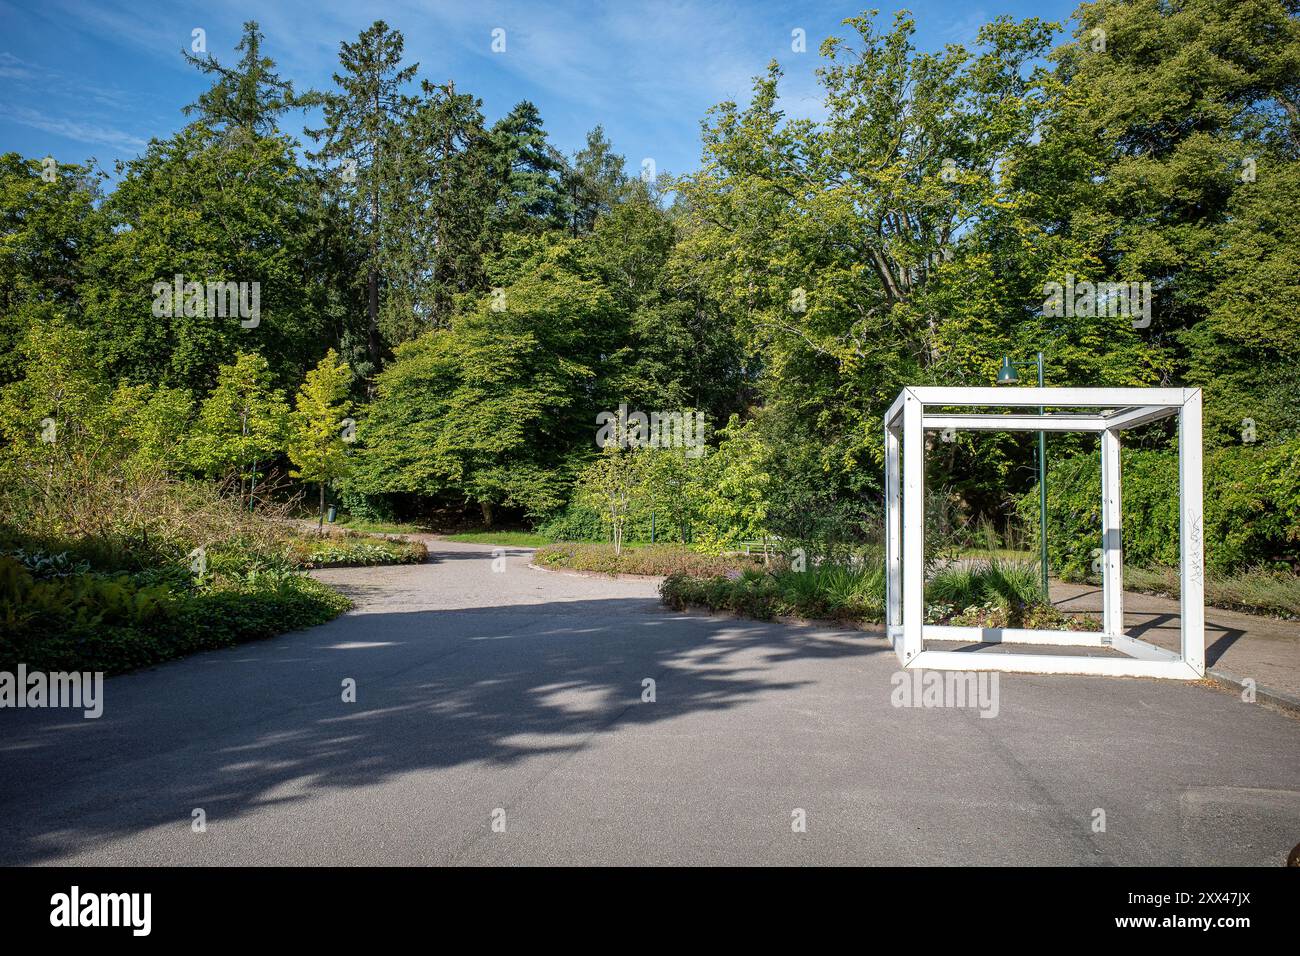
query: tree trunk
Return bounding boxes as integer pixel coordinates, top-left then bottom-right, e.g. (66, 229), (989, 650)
(368, 267), (380, 367)
(368, 180), (381, 366)
(318, 481), (326, 534)
(480, 500), (493, 527)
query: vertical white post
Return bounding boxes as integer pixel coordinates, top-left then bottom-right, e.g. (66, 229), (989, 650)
(1179, 390), (1206, 676)
(901, 392), (924, 665)
(885, 423), (902, 645)
(1100, 428), (1124, 641)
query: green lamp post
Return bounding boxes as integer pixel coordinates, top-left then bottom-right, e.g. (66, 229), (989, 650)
(998, 353), (1050, 600)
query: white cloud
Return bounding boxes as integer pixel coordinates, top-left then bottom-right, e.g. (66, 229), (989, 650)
(0, 103), (148, 152)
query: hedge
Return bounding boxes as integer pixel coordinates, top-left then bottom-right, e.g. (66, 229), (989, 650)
(1015, 438), (1300, 578)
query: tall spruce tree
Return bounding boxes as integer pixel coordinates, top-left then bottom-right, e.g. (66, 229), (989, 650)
(307, 20), (418, 369)
(489, 101), (568, 233)
(564, 125), (627, 236)
(381, 80), (494, 342)
(182, 20), (316, 136)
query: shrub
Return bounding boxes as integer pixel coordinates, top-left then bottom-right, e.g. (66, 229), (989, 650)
(0, 555), (351, 674)
(661, 554), (1102, 629)
(927, 559), (1049, 627)
(536, 501), (607, 542)
(285, 532), (427, 568)
(334, 485), (399, 523)
(945, 602), (1100, 631)
(660, 555), (886, 622)
(536, 499), (695, 544)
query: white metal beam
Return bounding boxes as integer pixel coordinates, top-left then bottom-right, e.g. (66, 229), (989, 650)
(923, 413), (1107, 433)
(1103, 405), (1180, 431)
(1100, 428), (1124, 640)
(1179, 390), (1206, 676)
(885, 421), (902, 653)
(901, 392), (924, 666)
(923, 625), (1106, 647)
(885, 388), (910, 428)
(906, 650), (1201, 680)
(907, 386), (1187, 408)
(1109, 633), (1182, 663)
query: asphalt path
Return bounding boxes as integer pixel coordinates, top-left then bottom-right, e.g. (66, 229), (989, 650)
(1, 541), (1296, 865)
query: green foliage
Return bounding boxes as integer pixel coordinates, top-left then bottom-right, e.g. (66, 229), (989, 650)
(187, 352), (289, 495)
(182, 20), (318, 135)
(690, 416), (769, 553)
(534, 542), (762, 577)
(674, 11), (1069, 499)
(535, 501), (608, 542)
(563, 125), (628, 236)
(489, 101), (569, 233)
(1016, 440), (1300, 578)
(661, 553), (1087, 628)
(576, 445), (645, 554)
(660, 558), (886, 622)
(0, 554), (351, 675)
(382, 80), (495, 341)
(288, 349), (353, 519)
(110, 382), (194, 475)
(286, 533), (426, 568)
(928, 558), (1045, 614)
(334, 486), (399, 523)
(1125, 565), (1300, 620)
(350, 233), (620, 520)
(83, 124), (330, 394)
(0, 320), (112, 463)
(0, 154), (105, 385)
(1184, 160), (1300, 447)
(306, 19), (419, 368)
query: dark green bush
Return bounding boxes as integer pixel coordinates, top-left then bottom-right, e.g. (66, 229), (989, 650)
(334, 485), (399, 523)
(0, 555), (351, 674)
(535, 502), (606, 541)
(536, 501), (694, 544)
(1015, 439), (1300, 578)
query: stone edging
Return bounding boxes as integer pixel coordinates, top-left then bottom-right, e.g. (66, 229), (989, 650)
(1204, 666), (1300, 719)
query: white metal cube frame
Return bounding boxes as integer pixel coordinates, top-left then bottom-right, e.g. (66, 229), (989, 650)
(884, 387), (1205, 680)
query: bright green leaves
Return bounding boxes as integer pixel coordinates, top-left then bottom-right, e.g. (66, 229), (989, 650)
(187, 353), (289, 502)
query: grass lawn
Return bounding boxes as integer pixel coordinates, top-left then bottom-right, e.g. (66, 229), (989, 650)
(332, 515), (432, 535)
(444, 530), (555, 547)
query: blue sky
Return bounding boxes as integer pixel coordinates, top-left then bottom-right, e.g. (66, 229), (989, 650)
(0, 0), (1080, 180)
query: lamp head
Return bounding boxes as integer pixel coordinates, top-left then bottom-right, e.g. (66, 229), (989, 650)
(996, 356), (1020, 385)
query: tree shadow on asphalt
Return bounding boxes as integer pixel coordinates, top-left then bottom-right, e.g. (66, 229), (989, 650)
(0, 597), (886, 863)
